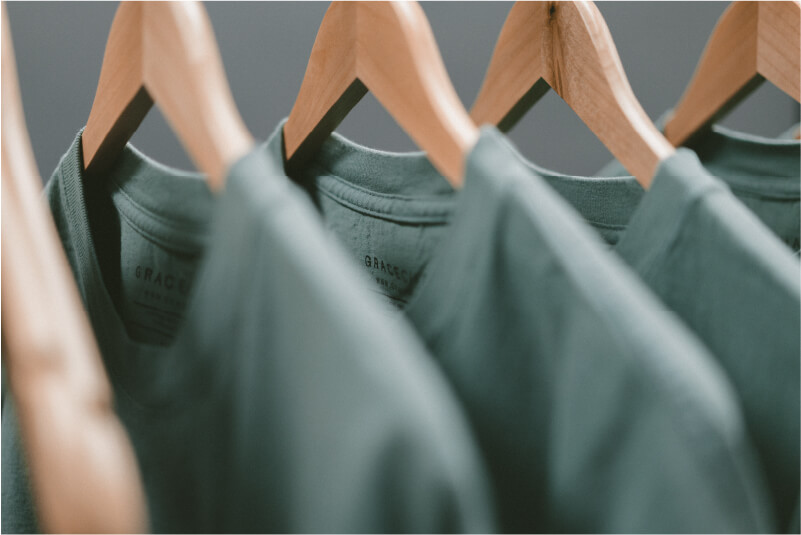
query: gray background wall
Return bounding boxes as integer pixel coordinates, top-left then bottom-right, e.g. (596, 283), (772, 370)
(6, 1), (800, 181)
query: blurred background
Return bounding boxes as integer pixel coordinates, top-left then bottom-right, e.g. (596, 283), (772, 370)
(6, 1), (800, 181)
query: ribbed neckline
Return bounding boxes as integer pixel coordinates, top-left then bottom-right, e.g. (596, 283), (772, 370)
(685, 127), (800, 196)
(260, 122), (510, 342)
(264, 120), (458, 224)
(495, 133), (646, 230)
(594, 115), (800, 198)
(665, 112), (800, 196)
(54, 131), (230, 409)
(495, 113), (800, 233)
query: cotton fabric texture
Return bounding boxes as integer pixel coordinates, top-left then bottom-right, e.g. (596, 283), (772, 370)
(1, 132), (495, 534)
(263, 122), (773, 533)
(513, 138), (800, 532)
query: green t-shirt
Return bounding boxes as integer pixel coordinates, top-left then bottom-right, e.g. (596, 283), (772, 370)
(1, 133), (496, 533)
(263, 122), (772, 533)
(597, 120), (801, 254)
(512, 142), (800, 532)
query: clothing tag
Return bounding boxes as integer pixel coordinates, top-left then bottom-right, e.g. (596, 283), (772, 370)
(125, 264), (193, 343)
(362, 254), (418, 307)
(116, 218), (201, 345)
(314, 194), (444, 310)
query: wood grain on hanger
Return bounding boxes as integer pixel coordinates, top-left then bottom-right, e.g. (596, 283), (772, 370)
(471, 1), (676, 187)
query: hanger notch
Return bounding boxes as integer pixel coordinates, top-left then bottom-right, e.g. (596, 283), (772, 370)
(82, 1), (253, 189)
(665, 1), (800, 146)
(284, 1), (478, 187)
(471, 1), (674, 186)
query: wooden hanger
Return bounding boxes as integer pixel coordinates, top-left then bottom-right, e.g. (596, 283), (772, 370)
(665, 1), (801, 146)
(82, 1), (253, 190)
(1, 4), (147, 532)
(283, 1), (478, 188)
(470, 1), (675, 187)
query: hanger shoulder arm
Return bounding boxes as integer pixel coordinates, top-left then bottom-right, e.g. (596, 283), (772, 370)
(470, 2), (550, 130)
(559, 2), (675, 184)
(356, 2), (477, 184)
(2, 6), (147, 531)
(83, 2), (252, 188)
(82, 2), (152, 175)
(757, 1), (801, 102)
(283, 3), (363, 163)
(141, 2), (252, 189)
(664, 2), (763, 146)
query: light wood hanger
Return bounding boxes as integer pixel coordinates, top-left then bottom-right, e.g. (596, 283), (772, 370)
(82, 1), (253, 191)
(665, 1), (801, 146)
(470, 1), (675, 188)
(283, 1), (478, 188)
(1, 4), (147, 532)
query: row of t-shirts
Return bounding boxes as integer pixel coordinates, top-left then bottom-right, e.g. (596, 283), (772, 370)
(2, 113), (798, 534)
